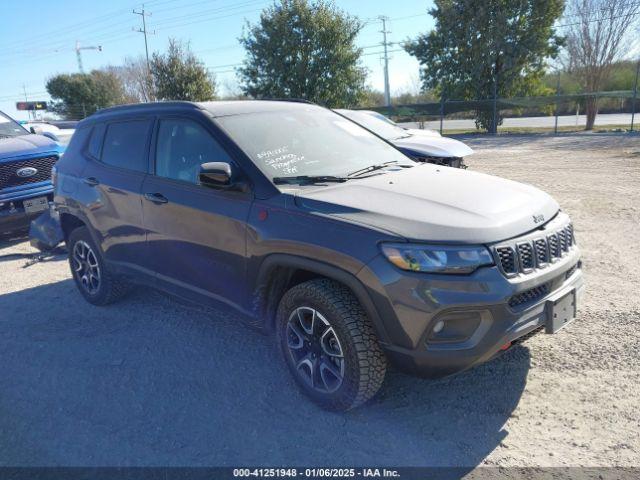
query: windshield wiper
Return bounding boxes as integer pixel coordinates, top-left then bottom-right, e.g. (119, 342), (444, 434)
(272, 175), (350, 185)
(347, 160), (399, 178)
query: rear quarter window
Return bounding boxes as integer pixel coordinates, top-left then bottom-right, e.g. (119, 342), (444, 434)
(61, 125), (91, 158)
(101, 119), (151, 172)
(87, 123), (106, 159)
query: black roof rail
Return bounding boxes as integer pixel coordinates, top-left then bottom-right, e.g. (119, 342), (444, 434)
(93, 101), (202, 116)
(256, 97), (317, 105)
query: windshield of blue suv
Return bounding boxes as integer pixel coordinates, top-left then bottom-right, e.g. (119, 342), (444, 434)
(215, 106), (414, 181)
(0, 111), (29, 138)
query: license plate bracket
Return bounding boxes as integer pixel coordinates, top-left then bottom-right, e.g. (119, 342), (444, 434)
(546, 291), (576, 333)
(23, 196), (49, 214)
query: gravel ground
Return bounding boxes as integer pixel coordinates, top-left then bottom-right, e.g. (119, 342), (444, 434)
(0, 133), (638, 469)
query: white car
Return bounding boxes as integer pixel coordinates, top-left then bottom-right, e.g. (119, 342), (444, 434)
(21, 121), (75, 146)
(335, 109), (474, 168)
(363, 110), (442, 137)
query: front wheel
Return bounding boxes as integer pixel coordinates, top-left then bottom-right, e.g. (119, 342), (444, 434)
(276, 279), (387, 411)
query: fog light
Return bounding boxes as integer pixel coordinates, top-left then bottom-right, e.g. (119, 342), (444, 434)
(433, 320), (445, 333)
(427, 310), (491, 345)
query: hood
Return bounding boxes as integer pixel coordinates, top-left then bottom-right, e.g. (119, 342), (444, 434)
(0, 134), (61, 159)
(394, 134), (474, 158)
(294, 164), (559, 244)
(404, 128), (441, 137)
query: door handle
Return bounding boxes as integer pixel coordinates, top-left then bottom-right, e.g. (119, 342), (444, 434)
(144, 192), (169, 204)
(83, 177), (99, 186)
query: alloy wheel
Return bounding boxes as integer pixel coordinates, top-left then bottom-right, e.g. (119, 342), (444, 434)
(285, 306), (345, 393)
(72, 240), (101, 295)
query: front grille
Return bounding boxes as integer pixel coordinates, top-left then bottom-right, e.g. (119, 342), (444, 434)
(534, 238), (548, 264)
(558, 229), (567, 252)
(494, 219), (576, 276)
(548, 233), (560, 259)
(565, 224), (574, 246)
(517, 243), (534, 270)
(496, 247), (517, 274)
(0, 155), (57, 191)
(508, 283), (550, 308)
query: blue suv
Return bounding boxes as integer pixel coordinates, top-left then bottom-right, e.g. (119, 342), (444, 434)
(53, 101), (583, 410)
(0, 110), (64, 235)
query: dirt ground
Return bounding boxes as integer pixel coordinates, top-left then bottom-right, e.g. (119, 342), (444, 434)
(0, 133), (638, 469)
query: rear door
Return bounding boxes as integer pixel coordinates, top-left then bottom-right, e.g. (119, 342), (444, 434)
(140, 115), (253, 311)
(80, 117), (152, 273)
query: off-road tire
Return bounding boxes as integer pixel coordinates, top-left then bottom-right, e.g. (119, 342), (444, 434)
(276, 278), (387, 411)
(67, 226), (130, 306)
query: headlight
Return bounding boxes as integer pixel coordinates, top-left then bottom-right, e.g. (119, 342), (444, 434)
(380, 243), (494, 274)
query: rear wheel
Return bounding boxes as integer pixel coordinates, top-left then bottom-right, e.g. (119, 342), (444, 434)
(67, 226), (130, 305)
(277, 279), (387, 411)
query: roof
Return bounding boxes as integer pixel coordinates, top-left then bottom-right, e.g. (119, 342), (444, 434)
(89, 99), (319, 120)
(199, 99), (317, 117)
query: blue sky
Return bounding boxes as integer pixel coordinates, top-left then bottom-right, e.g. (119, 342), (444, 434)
(0, 0), (435, 120)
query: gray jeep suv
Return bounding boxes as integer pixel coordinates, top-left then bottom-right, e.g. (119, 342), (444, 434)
(53, 100), (584, 410)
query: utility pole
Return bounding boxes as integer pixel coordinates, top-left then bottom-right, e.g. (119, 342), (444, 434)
(133, 5), (154, 73)
(491, 71), (498, 135)
(554, 70), (561, 135)
(75, 41), (102, 73)
(379, 16), (391, 107)
(22, 84), (32, 121)
(631, 57), (639, 133)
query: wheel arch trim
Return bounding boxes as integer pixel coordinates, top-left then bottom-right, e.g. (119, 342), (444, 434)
(254, 254), (391, 344)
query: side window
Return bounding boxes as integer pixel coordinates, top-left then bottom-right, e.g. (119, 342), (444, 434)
(155, 118), (232, 184)
(61, 125), (91, 158)
(87, 123), (105, 159)
(101, 119), (151, 172)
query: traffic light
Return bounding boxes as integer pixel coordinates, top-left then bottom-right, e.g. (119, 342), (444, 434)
(16, 101), (48, 111)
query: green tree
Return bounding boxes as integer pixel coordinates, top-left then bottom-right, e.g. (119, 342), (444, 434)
(150, 39), (216, 101)
(564, 0), (640, 129)
(405, 0), (564, 132)
(238, 0), (366, 107)
(46, 70), (128, 119)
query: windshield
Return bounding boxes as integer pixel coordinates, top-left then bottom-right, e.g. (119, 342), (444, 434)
(0, 111), (29, 138)
(335, 109), (409, 141)
(215, 106), (414, 181)
(367, 111), (399, 126)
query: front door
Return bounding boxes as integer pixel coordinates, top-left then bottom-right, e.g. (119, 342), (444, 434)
(141, 116), (253, 311)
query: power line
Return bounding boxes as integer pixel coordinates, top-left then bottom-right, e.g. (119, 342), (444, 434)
(149, 1), (266, 29)
(0, 7), (131, 56)
(133, 5), (155, 72)
(558, 9), (640, 28)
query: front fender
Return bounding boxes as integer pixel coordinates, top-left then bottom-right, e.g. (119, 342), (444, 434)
(253, 253), (391, 344)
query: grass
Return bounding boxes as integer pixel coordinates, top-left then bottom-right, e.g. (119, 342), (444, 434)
(439, 124), (635, 135)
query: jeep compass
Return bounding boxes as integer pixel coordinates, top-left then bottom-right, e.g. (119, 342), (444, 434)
(53, 100), (584, 410)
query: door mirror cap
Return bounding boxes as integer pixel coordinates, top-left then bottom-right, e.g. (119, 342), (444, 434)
(199, 162), (241, 189)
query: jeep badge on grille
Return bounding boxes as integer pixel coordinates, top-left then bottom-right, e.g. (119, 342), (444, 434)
(532, 214), (544, 224)
(16, 167), (38, 178)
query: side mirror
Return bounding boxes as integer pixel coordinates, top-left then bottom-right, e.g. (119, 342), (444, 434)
(199, 162), (234, 189)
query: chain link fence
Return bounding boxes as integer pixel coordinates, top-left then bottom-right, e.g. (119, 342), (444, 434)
(33, 90), (640, 135)
(367, 90), (640, 134)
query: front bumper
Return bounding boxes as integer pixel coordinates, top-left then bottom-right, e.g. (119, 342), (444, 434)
(0, 187), (54, 235)
(358, 244), (584, 378)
